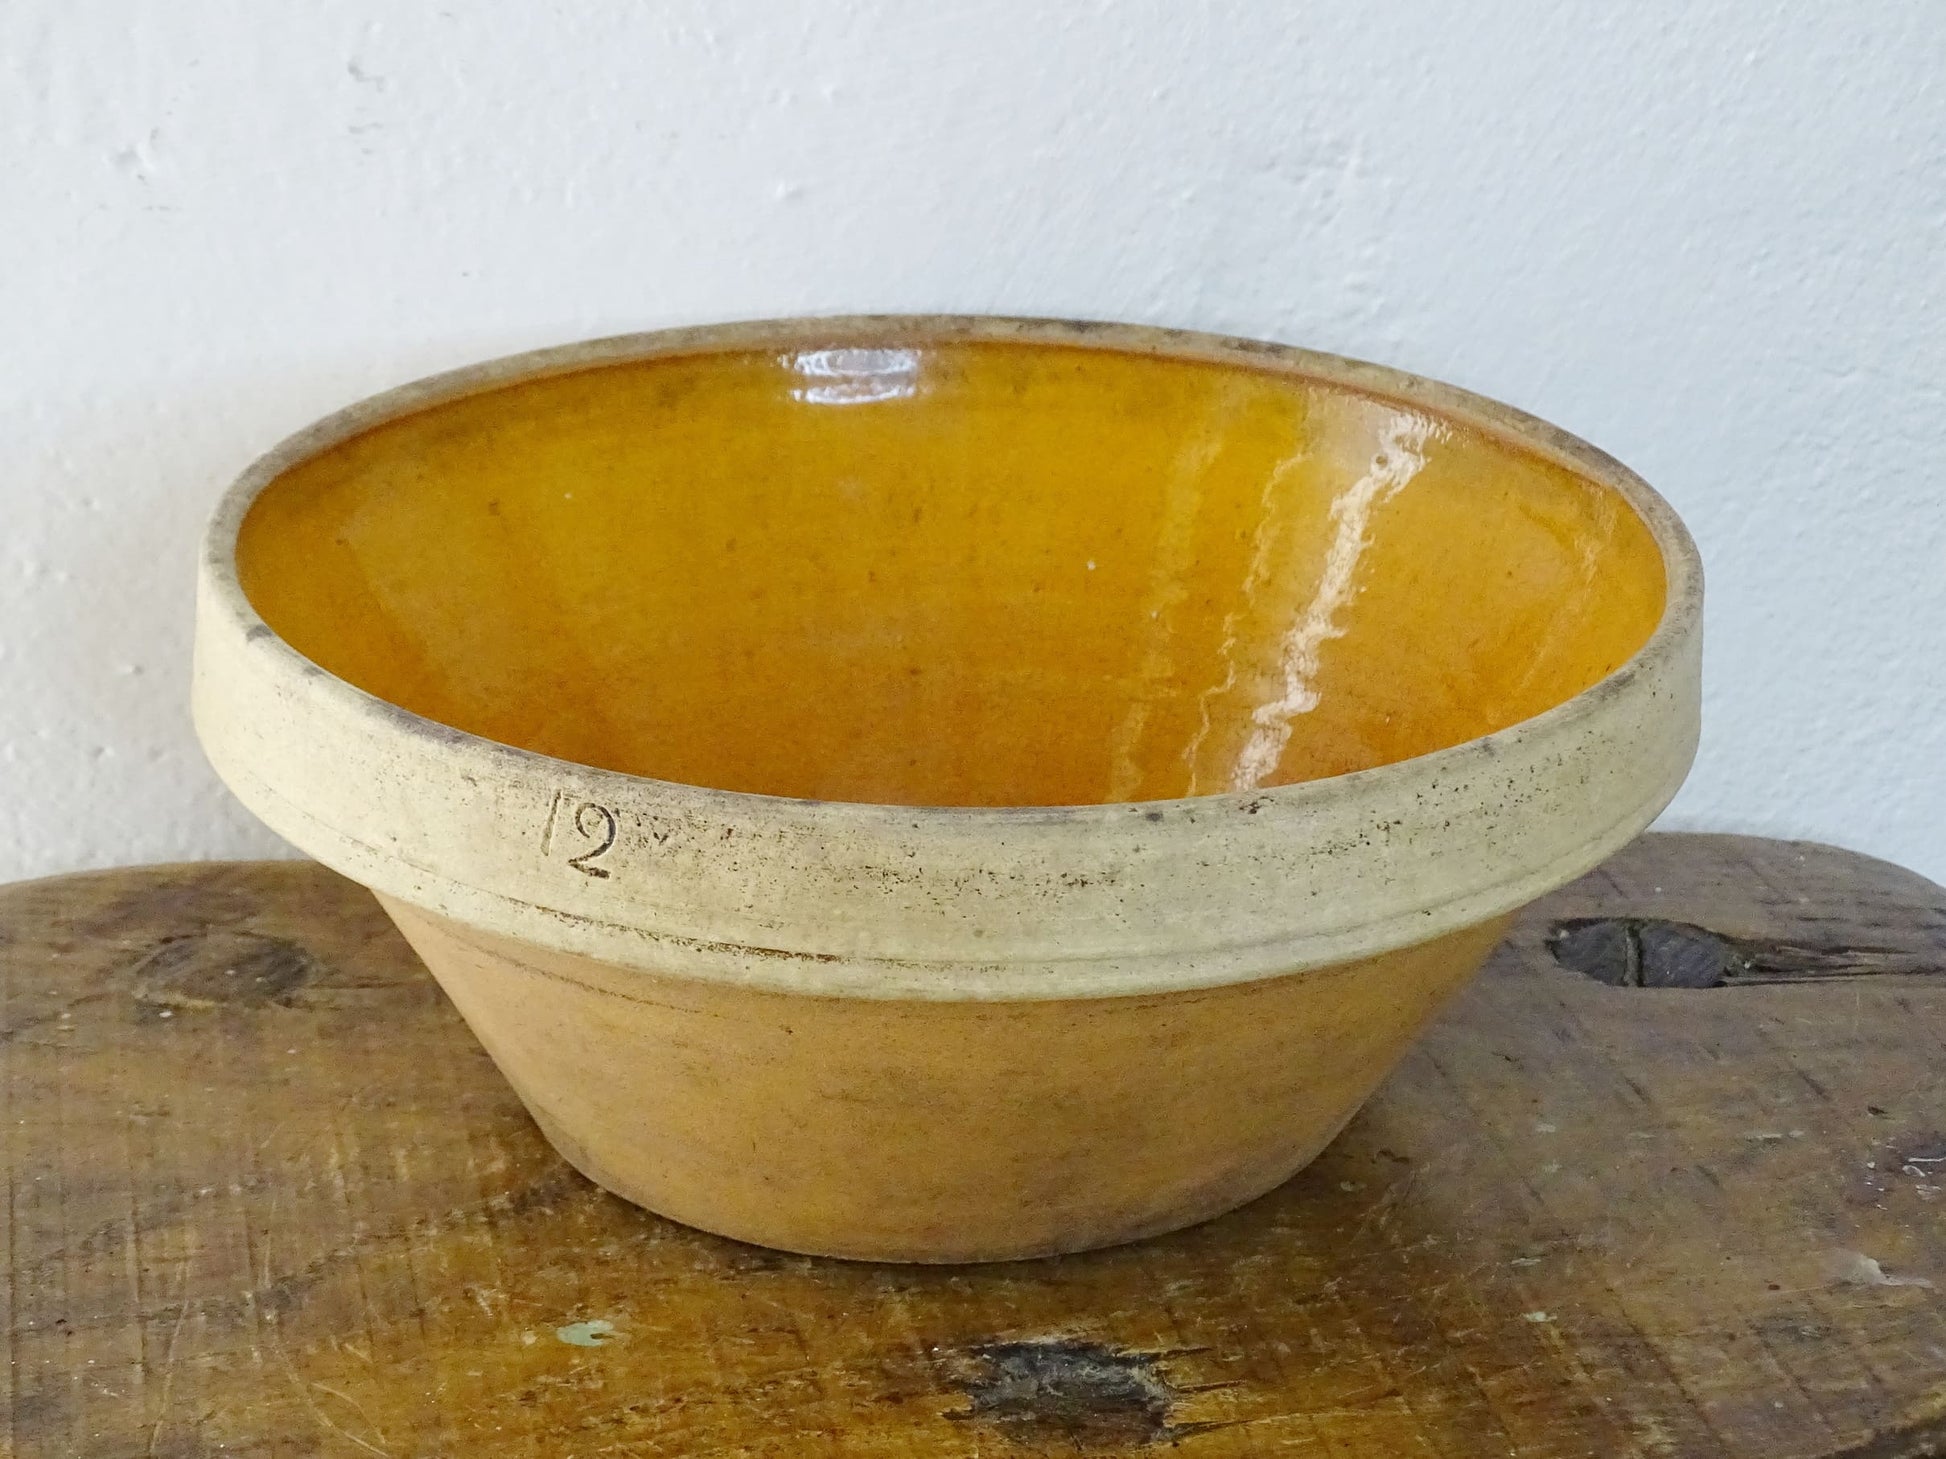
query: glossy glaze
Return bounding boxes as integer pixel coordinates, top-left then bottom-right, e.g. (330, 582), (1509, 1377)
(239, 340), (1664, 807)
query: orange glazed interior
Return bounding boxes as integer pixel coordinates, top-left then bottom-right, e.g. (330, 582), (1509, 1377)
(238, 339), (1667, 807)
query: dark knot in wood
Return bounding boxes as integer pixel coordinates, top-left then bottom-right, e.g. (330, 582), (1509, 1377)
(1548, 917), (1935, 989)
(942, 1338), (1228, 1448)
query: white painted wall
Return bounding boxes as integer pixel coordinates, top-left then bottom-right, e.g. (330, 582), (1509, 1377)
(4, 1), (1943, 883)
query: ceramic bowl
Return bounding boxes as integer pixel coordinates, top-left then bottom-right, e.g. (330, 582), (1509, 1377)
(194, 317), (1701, 1262)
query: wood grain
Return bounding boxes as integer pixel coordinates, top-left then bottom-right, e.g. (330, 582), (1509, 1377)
(3, 833), (1943, 1457)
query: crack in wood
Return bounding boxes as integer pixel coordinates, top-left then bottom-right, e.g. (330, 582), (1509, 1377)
(1547, 917), (1939, 989)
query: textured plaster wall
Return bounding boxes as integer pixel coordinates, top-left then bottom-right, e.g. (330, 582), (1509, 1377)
(3, 1), (1943, 882)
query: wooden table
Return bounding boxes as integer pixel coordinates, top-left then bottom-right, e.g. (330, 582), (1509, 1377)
(3, 833), (1944, 1457)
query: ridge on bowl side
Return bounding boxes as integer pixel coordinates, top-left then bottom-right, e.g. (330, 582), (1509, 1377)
(193, 316), (1702, 1262)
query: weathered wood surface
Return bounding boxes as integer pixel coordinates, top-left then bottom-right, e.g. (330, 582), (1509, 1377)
(3, 833), (1944, 1458)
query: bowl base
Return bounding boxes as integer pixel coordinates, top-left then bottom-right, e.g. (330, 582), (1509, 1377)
(377, 895), (1510, 1264)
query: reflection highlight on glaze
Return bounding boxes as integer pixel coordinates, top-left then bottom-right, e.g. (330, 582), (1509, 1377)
(1106, 393), (1242, 802)
(1231, 413), (1432, 790)
(788, 347), (921, 405)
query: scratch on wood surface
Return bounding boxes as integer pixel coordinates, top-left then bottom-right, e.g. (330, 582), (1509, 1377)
(142, 1255), (192, 1458)
(309, 1381), (394, 1455)
(266, 1310), (392, 1458)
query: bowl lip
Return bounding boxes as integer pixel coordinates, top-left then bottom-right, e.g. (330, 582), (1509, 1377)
(202, 311), (1702, 828)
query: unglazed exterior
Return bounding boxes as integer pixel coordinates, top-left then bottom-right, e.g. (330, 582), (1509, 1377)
(193, 316), (1702, 1261)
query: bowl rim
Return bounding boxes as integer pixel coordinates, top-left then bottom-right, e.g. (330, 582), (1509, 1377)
(194, 314), (1703, 998)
